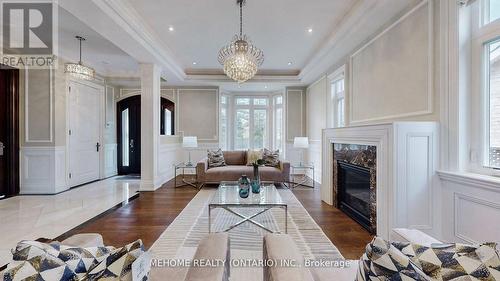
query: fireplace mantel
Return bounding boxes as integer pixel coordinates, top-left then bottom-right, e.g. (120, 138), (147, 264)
(321, 122), (439, 239)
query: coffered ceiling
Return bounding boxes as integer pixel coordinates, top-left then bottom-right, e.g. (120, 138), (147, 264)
(58, 0), (421, 91)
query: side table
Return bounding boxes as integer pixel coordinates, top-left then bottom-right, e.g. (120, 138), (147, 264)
(174, 162), (198, 189)
(290, 162), (315, 188)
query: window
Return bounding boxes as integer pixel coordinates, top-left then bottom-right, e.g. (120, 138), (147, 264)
(484, 0), (500, 24)
(273, 95), (283, 152)
(220, 95), (229, 150)
(160, 98), (175, 135)
(234, 97), (269, 150)
(486, 39), (500, 168)
(331, 77), (345, 127)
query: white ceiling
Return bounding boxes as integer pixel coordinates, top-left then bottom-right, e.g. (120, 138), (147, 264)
(58, 7), (139, 77)
(58, 0), (422, 91)
(126, 0), (356, 72)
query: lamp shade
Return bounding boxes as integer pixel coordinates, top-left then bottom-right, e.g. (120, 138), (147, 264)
(182, 136), (198, 148)
(293, 137), (309, 148)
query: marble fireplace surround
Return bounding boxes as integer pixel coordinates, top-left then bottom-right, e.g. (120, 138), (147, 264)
(321, 122), (439, 239)
(333, 143), (377, 233)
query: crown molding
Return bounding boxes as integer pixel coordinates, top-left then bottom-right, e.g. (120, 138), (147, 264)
(91, 0), (186, 81)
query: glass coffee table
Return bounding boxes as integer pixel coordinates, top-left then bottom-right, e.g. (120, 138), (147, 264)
(208, 182), (287, 234)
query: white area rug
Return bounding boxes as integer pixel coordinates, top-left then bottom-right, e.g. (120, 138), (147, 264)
(149, 188), (342, 281)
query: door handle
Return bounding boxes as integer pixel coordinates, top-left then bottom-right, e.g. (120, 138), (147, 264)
(0, 141), (5, 156)
(130, 139), (134, 149)
(96, 142), (101, 152)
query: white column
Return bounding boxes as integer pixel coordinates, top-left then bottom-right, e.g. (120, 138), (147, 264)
(140, 63), (161, 191)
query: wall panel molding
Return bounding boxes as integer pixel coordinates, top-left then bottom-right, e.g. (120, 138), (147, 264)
(349, 0), (434, 124)
(24, 69), (53, 143)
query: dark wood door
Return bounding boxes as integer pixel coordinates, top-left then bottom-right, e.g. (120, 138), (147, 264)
(0, 67), (19, 198)
(117, 95), (141, 175)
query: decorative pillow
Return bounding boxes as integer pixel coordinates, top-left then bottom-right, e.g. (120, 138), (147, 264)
(262, 148), (280, 167)
(9, 240), (115, 280)
(3, 252), (78, 281)
(207, 148), (226, 168)
(86, 239), (146, 281)
(246, 149), (263, 166)
(392, 241), (500, 281)
(356, 237), (430, 281)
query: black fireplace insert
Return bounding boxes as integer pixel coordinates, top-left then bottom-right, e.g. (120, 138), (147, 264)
(337, 161), (371, 231)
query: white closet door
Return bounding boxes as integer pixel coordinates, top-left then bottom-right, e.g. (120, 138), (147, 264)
(68, 81), (101, 187)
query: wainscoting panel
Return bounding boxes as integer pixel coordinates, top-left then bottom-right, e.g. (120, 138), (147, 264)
(104, 143), (118, 178)
(455, 194), (500, 243)
(21, 146), (67, 194)
(156, 143), (182, 187)
(438, 171), (500, 243)
(397, 133), (435, 230)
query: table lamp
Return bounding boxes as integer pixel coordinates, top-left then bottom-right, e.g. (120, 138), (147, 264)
(183, 136), (198, 166)
(293, 137), (309, 166)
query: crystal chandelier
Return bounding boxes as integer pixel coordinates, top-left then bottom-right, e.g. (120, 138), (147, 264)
(64, 36), (95, 80)
(218, 0), (264, 83)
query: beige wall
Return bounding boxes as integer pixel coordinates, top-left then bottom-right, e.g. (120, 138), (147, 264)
(350, 2), (438, 124)
(303, 1), (440, 183)
(20, 58), (68, 147)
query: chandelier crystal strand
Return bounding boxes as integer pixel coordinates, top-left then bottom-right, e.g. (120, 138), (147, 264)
(64, 36), (95, 81)
(218, 0), (264, 83)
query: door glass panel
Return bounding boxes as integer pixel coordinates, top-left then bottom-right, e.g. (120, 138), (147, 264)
(253, 109), (267, 149)
(165, 109), (172, 136)
(235, 109), (250, 150)
(122, 108), (129, 166)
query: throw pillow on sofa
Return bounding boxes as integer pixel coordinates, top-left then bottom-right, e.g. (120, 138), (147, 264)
(11, 240), (115, 280)
(392, 240), (500, 281)
(246, 149), (263, 166)
(4, 250), (78, 281)
(262, 148), (280, 167)
(358, 236), (500, 281)
(86, 239), (146, 281)
(207, 148), (226, 168)
(357, 237), (429, 281)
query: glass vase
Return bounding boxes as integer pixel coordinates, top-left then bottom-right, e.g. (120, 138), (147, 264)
(238, 175), (250, 198)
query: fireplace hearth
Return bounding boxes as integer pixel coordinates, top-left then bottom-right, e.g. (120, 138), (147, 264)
(338, 162), (371, 231)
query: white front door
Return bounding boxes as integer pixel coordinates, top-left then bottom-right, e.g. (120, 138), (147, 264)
(68, 81), (101, 187)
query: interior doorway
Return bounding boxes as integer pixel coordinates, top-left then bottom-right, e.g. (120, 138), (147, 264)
(0, 67), (19, 199)
(68, 81), (102, 187)
(117, 95), (141, 175)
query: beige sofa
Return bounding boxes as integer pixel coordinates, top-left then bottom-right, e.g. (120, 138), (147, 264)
(196, 151), (290, 187)
(263, 229), (442, 281)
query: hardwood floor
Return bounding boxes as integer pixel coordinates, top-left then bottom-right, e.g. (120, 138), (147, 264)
(60, 177), (372, 260)
(290, 181), (373, 259)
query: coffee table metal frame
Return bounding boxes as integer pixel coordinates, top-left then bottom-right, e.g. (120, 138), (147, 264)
(208, 183), (287, 234)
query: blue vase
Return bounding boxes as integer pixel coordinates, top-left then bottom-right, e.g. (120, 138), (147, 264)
(238, 175), (250, 198)
(251, 180), (260, 193)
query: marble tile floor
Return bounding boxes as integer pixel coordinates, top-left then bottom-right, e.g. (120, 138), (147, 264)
(0, 177), (139, 266)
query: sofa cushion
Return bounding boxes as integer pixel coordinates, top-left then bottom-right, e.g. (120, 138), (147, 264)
(205, 165), (283, 182)
(263, 234), (315, 281)
(223, 151), (246, 165)
(61, 233), (104, 248)
(356, 237), (429, 281)
(263, 148), (280, 167)
(207, 149), (226, 168)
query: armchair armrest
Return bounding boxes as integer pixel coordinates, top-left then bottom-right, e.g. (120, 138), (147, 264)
(280, 161), (290, 183)
(197, 158), (208, 183)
